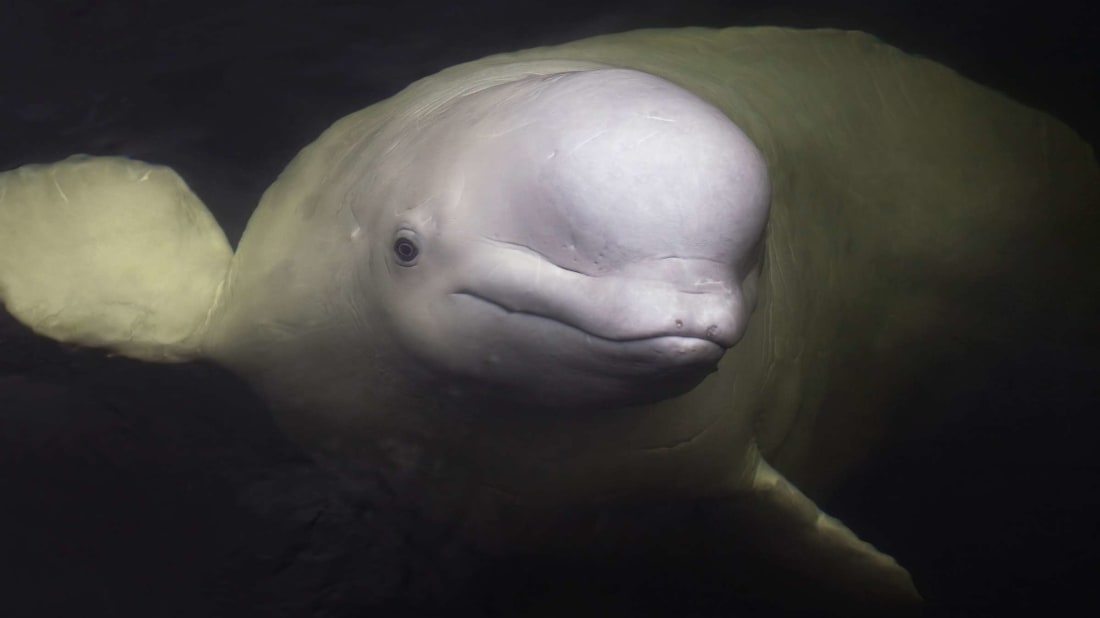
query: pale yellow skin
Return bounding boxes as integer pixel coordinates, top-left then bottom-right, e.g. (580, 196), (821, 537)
(2, 27), (1097, 609)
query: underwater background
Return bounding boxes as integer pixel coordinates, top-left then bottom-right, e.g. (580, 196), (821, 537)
(1, 1), (1097, 616)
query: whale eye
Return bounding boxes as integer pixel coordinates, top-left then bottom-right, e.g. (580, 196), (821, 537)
(393, 235), (420, 266)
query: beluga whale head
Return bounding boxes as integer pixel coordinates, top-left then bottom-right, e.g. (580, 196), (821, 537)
(351, 68), (771, 409)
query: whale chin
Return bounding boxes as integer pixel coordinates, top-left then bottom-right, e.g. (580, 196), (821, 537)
(433, 346), (724, 412)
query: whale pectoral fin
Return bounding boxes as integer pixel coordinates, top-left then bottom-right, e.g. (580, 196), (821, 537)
(0, 156), (232, 362)
(719, 459), (920, 611)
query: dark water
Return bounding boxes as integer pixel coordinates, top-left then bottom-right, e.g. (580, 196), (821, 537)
(1, 1), (1097, 616)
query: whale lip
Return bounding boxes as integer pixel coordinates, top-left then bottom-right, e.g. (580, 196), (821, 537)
(596, 334), (726, 381)
(619, 335), (726, 365)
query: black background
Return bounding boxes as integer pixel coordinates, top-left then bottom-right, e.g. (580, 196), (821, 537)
(1, 1), (1098, 617)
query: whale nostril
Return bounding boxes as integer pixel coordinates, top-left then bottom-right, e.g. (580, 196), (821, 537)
(675, 319), (684, 329)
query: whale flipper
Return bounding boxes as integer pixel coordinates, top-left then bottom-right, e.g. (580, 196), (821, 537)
(0, 156), (231, 362)
(726, 458), (920, 609)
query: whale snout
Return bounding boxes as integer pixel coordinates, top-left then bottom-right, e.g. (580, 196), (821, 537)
(455, 247), (748, 350)
(448, 244), (751, 395)
(666, 292), (744, 349)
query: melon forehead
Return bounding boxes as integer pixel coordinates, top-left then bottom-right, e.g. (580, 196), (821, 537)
(484, 68), (733, 132)
(422, 69), (770, 266)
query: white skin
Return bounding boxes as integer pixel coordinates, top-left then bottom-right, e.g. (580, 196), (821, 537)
(348, 69), (771, 411)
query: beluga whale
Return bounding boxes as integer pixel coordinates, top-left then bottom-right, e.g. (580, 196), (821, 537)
(2, 27), (1097, 612)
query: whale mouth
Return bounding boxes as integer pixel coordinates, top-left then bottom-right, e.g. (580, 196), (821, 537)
(452, 290), (727, 372)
